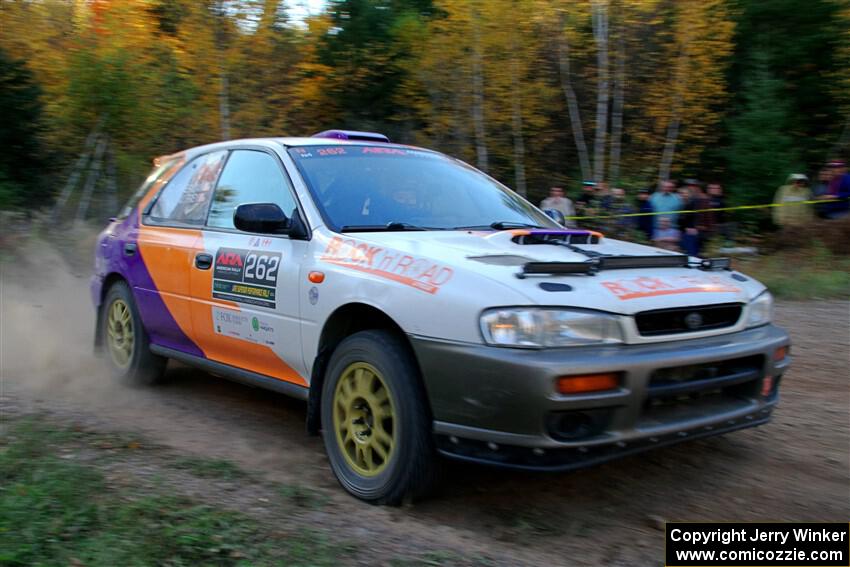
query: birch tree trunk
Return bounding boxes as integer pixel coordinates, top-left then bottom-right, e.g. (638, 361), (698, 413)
(658, 108), (680, 186)
(658, 48), (689, 186)
(510, 29), (527, 197)
(471, 7), (489, 173)
(51, 120), (103, 223)
(220, 73), (231, 140)
(609, 32), (625, 185)
(75, 135), (108, 223)
(557, 12), (592, 182)
(104, 146), (118, 218)
(592, 0), (610, 184)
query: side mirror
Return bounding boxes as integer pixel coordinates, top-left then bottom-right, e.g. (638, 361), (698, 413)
(234, 203), (290, 234)
(542, 208), (566, 227)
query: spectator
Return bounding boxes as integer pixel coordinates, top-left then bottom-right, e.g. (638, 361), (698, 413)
(596, 181), (612, 208)
(680, 179), (709, 256)
(773, 174), (813, 227)
(650, 180), (683, 227)
(677, 183), (692, 207)
(540, 186), (576, 227)
(636, 188), (654, 240)
(812, 167), (833, 218)
(576, 181), (600, 230)
(607, 187), (634, 237)
(652, 216), (681, 251)
(819, 160), (850, 219)
(705, 183), (726, 237)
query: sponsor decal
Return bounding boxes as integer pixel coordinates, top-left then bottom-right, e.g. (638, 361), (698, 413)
(213, 247), (281, 308)
(248, 236), (273, 248)
(601, 275), (741, 301)
(320, 237), (453, 294)
(293, 146), (440, 160)
(212, 307), (276, 346)
(361, 146), (406, 155)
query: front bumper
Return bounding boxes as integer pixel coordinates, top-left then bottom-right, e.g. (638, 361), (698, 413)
(410, 324), (790, 471)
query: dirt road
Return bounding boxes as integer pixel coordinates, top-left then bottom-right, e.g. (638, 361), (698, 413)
(2, 241), (848, 565)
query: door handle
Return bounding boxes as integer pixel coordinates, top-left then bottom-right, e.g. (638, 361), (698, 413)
(195, 253), (213, 270)
(123, 242), (137, 257)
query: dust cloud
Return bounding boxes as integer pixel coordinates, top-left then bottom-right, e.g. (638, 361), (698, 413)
(0, 233), (110, 399)
(0, 229), (325, 479)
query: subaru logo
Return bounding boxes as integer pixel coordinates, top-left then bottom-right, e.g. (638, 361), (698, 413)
(684, 312), (703, 330)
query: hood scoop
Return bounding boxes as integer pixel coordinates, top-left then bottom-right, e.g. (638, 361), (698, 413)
(501, 229), (603, 246)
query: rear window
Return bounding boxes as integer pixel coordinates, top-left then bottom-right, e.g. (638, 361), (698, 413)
(148, 151), (228, 224)
(116, 159), (180, 220)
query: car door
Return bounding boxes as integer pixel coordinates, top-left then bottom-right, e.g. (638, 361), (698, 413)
(135, 150), (227, 356)
(188, 148), (309, 386)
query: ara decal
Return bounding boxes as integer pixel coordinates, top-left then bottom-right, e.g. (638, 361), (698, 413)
(212, 248), (282, 308)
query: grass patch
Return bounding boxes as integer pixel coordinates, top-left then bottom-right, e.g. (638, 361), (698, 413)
(0, 418), (351, 566)
(171, 456), (246, 481)
(278, 484), (329, 510)
(735, 245), (850, 300)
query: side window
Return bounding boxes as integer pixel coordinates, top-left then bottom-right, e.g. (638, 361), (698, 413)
(207, 150), (297, 230)
(117, 159), (179, 219)
(148, 150), (227, 224)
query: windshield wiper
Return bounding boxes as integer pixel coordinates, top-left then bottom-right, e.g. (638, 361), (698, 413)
(453, 221), (545, 230)
(340, 222), (431, 233)
(490, 221), (545, 230)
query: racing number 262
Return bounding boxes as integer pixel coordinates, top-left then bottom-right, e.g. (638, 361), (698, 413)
(244, 252), (280, 286)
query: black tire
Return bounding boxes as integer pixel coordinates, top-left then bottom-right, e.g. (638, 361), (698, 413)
(100, 281), (167, 385)
(321, 329), (436, 505)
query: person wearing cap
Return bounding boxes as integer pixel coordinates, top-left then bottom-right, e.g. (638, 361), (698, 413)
(773, 174), (813, 227)
(818, 160), (850, 219)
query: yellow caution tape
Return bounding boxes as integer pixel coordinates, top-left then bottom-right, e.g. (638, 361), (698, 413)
(564, 198), (846, 221)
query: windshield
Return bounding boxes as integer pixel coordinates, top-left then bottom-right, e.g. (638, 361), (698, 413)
(288, 145), (557, 232)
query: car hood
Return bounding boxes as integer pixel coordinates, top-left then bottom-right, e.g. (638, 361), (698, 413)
(322, 230), (764, 315)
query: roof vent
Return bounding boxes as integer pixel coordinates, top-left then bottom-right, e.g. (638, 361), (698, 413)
(312, 130), (390, 143)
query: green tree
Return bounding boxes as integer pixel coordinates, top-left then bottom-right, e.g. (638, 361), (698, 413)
(0, 49), (46, 209)
(726, 49), (801, 206)
(318, 0), (436, 140)
(729, 0), (845, 169)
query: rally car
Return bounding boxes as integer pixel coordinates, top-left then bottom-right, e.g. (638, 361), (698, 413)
(92, 130), (791, 504)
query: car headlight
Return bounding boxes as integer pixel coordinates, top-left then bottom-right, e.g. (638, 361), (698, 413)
(480, 308), (624, 348)
(747, 291), (773, 328)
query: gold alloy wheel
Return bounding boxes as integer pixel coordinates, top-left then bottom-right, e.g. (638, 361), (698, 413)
(333, 362), (396, 477)
(106, 299), (134, 369)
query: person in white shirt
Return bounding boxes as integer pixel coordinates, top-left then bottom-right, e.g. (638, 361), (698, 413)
(540, 186), (576, 227)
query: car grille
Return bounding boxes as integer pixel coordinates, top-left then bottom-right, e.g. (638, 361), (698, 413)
(639, 355), (765, 429)
(634, 303), (743, 336)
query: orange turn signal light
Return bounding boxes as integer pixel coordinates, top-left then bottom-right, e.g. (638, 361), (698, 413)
(308, 271), (325, 284)
(557, 373), (620, 395)
(761, 375), (775, 397)
(773, 346), (789, 361)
